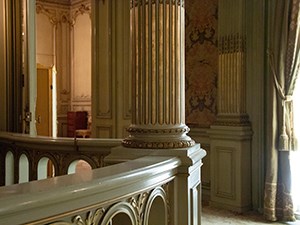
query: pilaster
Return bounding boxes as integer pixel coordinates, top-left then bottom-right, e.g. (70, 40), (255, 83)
(92, 0), (132, 138)
(209, 0), (252, 212)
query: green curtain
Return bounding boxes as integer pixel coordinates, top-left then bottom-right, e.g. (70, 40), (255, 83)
(264, 0), (300, 221)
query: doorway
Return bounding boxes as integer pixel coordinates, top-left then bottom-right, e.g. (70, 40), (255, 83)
(35, 0), (92, 137)
(36, 64), (57, 136)
(22, 0), (130, 138)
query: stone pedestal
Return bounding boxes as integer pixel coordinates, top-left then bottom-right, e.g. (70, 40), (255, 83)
(209, 126), (252, 212)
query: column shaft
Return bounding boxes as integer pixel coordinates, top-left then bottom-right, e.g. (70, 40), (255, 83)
(123, 0), (194, 149)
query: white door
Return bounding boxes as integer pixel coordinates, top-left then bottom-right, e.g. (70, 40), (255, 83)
(23, 0), (37, 135)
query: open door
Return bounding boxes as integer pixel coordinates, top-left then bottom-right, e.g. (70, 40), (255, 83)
(36, 65), (52, 136)
(22, 0), (37, 135)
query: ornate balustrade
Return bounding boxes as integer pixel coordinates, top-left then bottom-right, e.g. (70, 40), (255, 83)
(0, 156), (180, 225)
(0, 132), (206, 225)
(0, 132), (122, 186)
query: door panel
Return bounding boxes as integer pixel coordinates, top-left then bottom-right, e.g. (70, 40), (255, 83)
(36, 66), (52, 136)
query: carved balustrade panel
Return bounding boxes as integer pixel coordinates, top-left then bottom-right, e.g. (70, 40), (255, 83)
(0, 156), (180, 225)
(0, 132), (122, 186)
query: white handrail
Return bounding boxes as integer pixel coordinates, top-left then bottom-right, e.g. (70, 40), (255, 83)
(0, 156), (181, 225)
(0, 131), (122, 150)
(0, 131), (123, 185)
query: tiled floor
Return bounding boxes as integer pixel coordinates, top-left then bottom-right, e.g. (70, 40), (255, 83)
(201, 206), (300, 225)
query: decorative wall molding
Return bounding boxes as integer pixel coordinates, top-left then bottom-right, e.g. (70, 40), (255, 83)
(37, 0), (70, 6)
(209, 125), (252, 212)
(130, 0), (184, 8)
(59, 104), (70, 114)
(96, 126), (113, 138)
(215, 147), (236, 199)
(70, 3), (91, 26)
(36, 3), (59, 25)
(60, 89), (70, 102)
(36, 2), (72, 26)
(73, 95), (91, 102)
(219, 33), (246, 54)
(97, 73), (112, 118)
(36, 1), (91, 26)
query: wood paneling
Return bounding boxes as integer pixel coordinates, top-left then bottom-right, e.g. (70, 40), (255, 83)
(215, 147), (236, 199)
(92, 0), (131, 138)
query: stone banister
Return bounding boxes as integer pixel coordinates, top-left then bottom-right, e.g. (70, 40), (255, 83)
(0, 131), (122, 185)
(0, 156), (180, 225)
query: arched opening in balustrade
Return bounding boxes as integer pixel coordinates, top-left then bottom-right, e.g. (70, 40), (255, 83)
(147, 196), (166, 225)
(101, 202), (137, 225)
(19, 154), (29, 183)
(38, 157), (55, 180)
(109, 212), (132, 225)
(144, 187), (168, 225)
(5, 151), (14, 185)
(67, 159), (92, 174)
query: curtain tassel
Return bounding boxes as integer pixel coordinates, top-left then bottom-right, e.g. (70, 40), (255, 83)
(279, 132), (289, 151)
(279, 95), (292, 151)
(292, 137), (298, 151)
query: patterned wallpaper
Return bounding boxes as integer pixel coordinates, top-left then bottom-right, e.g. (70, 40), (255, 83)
(185, 0), (218, 128)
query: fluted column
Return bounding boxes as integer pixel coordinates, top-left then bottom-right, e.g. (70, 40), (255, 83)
(123, 0), (194, 149)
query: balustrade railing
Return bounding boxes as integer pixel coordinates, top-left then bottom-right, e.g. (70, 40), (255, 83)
(0, 132), (206, 225)
(0, 132), (122, 186)
(0, 156), (180, 225)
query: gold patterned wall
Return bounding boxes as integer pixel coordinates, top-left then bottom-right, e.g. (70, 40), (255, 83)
(185, 0), (218, 128)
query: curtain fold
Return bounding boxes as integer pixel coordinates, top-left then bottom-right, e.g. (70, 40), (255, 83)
(264, 0), (300, 221)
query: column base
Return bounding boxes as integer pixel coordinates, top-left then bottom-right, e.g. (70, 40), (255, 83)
(122, 125), (195, 149)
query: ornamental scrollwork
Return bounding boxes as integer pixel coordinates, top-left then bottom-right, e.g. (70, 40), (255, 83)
(36, 3), (59, 25)
(219, 33), (246, 54)
(70, 4), (91, 26)
(49, 208), (105, 225)
(162, 183), (171, 225)
(122, 139), (195, 149)
(130, 0), (183, 8)
(129, 192), (149, 224)
(126, 126), (190, 134)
